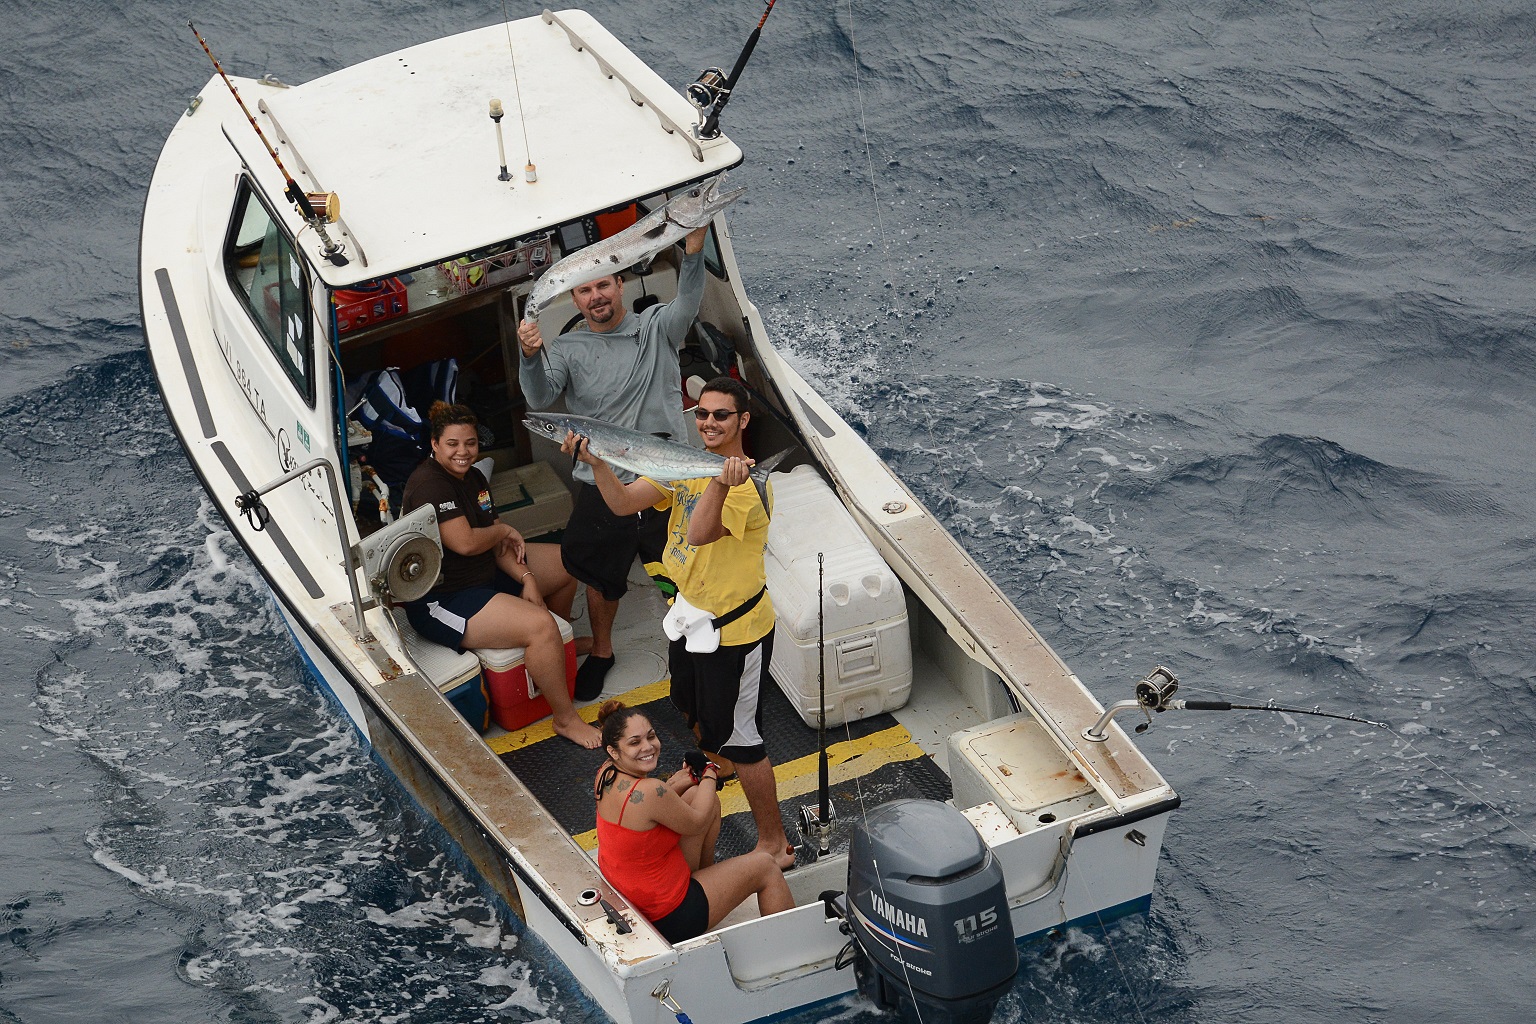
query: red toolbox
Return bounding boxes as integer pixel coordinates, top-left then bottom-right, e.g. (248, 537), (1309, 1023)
(476, 616), (577, 732)
(333, 277), (408, 334)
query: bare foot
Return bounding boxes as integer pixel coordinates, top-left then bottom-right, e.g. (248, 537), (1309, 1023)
(755, 842), (796, 871)
(574, 635), (594, 658)
(554, 716), (602, 750)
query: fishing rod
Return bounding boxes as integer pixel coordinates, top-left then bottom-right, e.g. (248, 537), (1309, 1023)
(188, 22), (350, 267)
(1082, 666), (1388, 742)
(687, 0), (778, 140)
(800, 551), (837, 857)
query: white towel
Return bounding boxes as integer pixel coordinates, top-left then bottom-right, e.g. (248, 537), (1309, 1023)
(662, 593), (721, 653)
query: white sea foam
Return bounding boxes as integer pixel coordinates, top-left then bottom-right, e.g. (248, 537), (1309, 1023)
(475, 962), (553, 1016)
(19, 492), (557, 1021)
(26, 524), (108, 547)
(364, 895), (455, 930)
(1187, 598), (1243, 626)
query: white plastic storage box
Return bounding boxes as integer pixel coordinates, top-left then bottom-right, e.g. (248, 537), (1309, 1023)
(490, 460), (574, 541)
(948, 713), (1098, 830)
(763, 465), (911, 727)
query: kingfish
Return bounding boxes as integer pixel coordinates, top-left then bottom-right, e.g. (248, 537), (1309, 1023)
(522, 174), (746, 323)
(522, 411), (788, 512)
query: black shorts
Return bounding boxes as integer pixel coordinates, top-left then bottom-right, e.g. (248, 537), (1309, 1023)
(669, 631), (774, 765)
(651, 877), (709, 944)
(404, 569), (524, 650)
(561, 483), (668, 602)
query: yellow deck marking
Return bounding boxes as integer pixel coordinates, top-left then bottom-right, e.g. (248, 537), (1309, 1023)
(567, 723), (928, 851)
(485, 678), (674, 756)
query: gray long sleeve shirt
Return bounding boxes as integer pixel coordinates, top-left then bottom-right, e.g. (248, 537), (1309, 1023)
(520, 251), (703, 484)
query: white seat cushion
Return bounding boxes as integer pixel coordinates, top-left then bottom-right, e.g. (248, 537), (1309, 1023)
(392, 611), (482, 689)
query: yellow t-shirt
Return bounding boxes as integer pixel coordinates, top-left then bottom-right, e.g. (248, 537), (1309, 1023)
(647, 474), (775, 646)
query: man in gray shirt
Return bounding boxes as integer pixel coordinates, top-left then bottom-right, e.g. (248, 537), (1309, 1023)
(516, 225), (708, 698)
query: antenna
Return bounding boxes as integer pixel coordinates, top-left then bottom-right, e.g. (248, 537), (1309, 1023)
(501, 0), (537, 181)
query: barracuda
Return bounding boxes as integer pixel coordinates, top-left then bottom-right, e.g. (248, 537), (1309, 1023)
(522, 174), (745, 323)
(522, 410), (785, 511)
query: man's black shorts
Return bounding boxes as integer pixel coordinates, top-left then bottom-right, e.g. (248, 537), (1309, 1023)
(561, 482), (668, 602)
(669, 630), (774, 766)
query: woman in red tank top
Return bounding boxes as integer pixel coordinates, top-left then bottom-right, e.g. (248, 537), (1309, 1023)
(594, 700), (793, 943)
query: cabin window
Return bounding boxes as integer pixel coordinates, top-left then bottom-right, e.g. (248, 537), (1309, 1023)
(224, 180), (314, 403)
(702, 225), (726, 280)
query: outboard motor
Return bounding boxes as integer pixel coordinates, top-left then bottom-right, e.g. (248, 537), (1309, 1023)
(841, 799), (1016, 1024)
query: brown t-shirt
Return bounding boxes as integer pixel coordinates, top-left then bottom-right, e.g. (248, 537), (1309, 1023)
(401, 458), (496, 594)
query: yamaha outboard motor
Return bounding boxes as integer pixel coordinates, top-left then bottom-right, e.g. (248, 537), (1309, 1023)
(841, 799), (1016, 1024)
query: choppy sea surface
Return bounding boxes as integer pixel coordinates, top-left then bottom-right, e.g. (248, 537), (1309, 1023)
(3, 1), (1533, 1021)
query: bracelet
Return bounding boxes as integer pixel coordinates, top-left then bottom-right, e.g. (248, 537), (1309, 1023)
(520, 571), (534, 581)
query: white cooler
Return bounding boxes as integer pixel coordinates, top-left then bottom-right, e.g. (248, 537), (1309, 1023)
(763, 465), (911, 727)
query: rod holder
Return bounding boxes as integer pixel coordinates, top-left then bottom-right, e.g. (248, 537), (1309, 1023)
(1082, 666), (1180, 742)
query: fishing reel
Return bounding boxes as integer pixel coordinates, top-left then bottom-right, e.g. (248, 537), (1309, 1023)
(686, 67), (730, 111)
(798, 801), (838, 863)
(1082, 666), (1180, 742)
(1135, 666), (1179, 711)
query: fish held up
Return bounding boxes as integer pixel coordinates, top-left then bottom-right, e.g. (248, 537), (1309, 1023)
(521, 174), (745, 324)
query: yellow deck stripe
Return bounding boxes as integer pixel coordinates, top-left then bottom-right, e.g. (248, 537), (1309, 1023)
(568, 724), (928, 851)
(485, 677), (675, 756)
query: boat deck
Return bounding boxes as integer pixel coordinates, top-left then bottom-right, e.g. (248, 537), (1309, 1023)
(483, 559), (969, 868)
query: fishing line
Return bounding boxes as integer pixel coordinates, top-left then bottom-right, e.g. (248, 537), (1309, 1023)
(1381, 726), (1536, 849)
(857, 749), (928, 1024)
(841, 0), (951, 507)
(1086, 893), (1151, 1024)
(500, 0), (536, 180)
(843, 0), (890, 263)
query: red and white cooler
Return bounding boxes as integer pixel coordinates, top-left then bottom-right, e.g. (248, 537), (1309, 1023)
(474, 615), (578, 731)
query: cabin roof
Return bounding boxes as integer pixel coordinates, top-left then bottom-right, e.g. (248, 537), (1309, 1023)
(233, 10), (740, 287)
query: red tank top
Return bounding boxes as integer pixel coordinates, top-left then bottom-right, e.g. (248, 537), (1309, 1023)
(596, 778), (691, 921)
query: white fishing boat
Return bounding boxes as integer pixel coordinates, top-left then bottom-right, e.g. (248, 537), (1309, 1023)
(140, 9), (1180, 1023)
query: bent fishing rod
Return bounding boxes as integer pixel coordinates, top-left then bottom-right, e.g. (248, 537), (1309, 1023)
(688, 0), (778, 140)
(1082, 666), (1387, 742)
(188, 22), (350, 267)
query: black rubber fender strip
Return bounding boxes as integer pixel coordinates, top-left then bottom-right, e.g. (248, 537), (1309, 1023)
(1071, 795), (1183, 840)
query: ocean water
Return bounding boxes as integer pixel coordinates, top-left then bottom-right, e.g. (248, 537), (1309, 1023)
(3, 1), (1533, 1022)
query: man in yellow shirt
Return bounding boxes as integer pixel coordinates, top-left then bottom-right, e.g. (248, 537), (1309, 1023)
(565, 376), (792, 869)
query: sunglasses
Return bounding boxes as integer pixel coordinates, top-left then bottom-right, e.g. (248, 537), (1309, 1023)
(693, 407), (743, 422)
